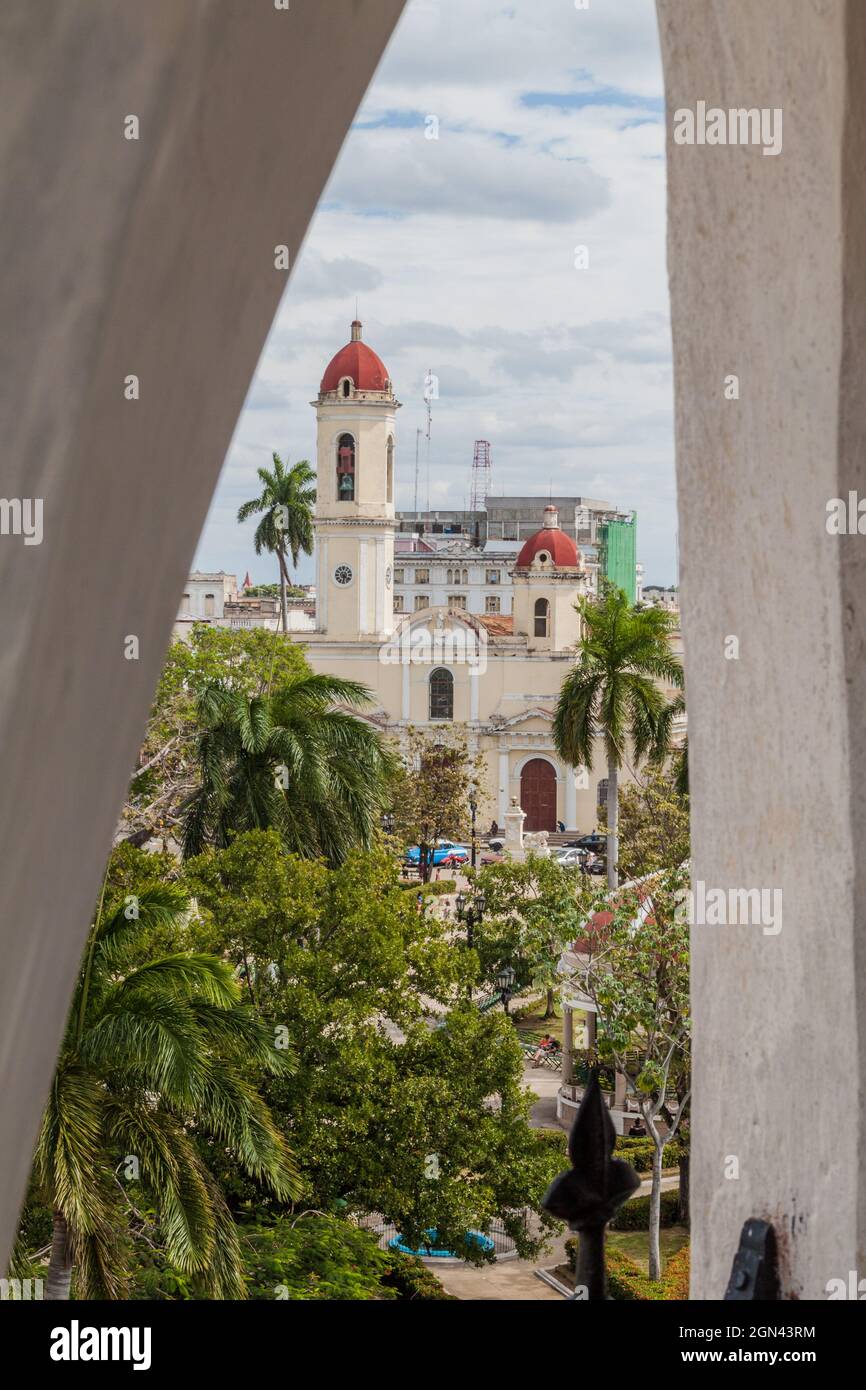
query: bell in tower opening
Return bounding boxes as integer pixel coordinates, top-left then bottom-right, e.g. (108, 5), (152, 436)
(337, 434), (355, 501)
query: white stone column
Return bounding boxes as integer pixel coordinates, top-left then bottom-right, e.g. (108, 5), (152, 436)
(375, 535), (385, 634)
(401, 654), (410, 721)
(564, 764), (577, 830)
(358, 538), (369, 634)
(0, 0), (407, 1271)
(470, 666), (480, 722)
(318, 537), (329, 632)
(498, 748), (509, 825)
(657, 0), (864, 1298)
(562, 1005), (574, 1086)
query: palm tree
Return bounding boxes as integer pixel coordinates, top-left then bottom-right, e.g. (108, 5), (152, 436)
(553, 587), (684, 890)
(182, 674), (397, 864)
(35, 886), (298, 1299)
(237, 455), (316, 632)
(655, 690), (689, 797)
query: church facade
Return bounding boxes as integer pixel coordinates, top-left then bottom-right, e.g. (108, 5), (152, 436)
(301, 322), (634, 832)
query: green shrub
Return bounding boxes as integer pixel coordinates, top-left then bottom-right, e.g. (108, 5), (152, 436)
(606, 1248), (662, 1300)
(564, 1236), (690, 1301)
(381, 1253), (454, 1300)
(614, 1137), (683, 1173)
(661, 1243), (690, 1299)
(609, 1188), (680, 1231)
(535, 1128), (569, 1155)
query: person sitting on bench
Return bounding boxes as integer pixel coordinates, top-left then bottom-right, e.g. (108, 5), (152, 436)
(532, 1033), (556, 1067)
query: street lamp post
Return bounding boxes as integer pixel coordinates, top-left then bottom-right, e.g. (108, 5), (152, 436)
(469, 795), (477, 871)
(496, 964), (516, 1016)
(455, 888), (485, 951)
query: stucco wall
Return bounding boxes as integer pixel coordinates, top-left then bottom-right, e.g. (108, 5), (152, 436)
(0, 0), (406, 1271)
(657, 0), (864, 1296)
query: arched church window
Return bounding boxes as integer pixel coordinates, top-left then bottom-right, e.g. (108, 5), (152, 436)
(386, 437), (394, 503)
(462, 568), (468, 584)
(534, 597), (550, 637)
(429, 667), (454, 721)
(342, 379), (351, 398)
(337, 434), (355, 501)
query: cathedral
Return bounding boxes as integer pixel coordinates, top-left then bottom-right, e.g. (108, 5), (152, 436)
(302, 321), (619, 833)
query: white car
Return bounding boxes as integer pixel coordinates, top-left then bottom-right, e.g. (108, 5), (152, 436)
(553, 847), (585, 869)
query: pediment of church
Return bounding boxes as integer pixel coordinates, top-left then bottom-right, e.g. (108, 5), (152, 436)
(489, 705), (555, 730)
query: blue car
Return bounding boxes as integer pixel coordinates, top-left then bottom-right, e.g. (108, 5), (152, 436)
(404, 840), (470, 867)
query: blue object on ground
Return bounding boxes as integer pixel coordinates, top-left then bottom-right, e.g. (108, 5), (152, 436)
(388, 1228), (495, 1258)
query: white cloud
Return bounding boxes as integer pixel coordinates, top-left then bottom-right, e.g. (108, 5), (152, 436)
(324, 127), (610, 223)
(195, 0), (676, 589)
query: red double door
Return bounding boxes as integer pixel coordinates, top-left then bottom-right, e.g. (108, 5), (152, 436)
(520, 758), (557, 832)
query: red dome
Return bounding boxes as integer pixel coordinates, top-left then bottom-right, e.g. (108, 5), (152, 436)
(516, 507), (580, 568)
(320, 321), (390, 393)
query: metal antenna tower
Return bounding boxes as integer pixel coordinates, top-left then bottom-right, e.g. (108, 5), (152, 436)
(470, 439), (492, 513)
(414, 427), (422, 516)
(423, 368), (435, 512)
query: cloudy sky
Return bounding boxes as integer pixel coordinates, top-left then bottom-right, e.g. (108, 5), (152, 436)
(193, 0), (676, 588)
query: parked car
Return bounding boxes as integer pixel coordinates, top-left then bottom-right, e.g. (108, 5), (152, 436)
(404, 840), (470, 868)
(587, 856), (607, 875)
(565, 832), (607, 853)
(553, 848), (585, 869)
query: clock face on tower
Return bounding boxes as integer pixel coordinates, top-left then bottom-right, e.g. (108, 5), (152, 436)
(333, 564), (353, 586)
(385, 565), (392, 589)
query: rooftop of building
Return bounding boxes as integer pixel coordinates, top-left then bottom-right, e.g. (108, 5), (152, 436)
(319, 320), (391, 395)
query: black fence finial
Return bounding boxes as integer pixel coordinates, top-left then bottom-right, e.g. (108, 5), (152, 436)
(542, 1069), (640, 1299)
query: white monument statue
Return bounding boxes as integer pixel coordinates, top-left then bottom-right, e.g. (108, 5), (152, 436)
(504, 795), (527, 862)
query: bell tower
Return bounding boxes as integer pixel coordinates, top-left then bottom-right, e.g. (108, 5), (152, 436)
(512, 505), (585, 652)
(312, 320), (399, 640)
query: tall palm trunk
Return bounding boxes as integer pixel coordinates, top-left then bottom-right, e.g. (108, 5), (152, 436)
(277, 548), (289, 633)
(606, 759), (618, 890)
(45, 1209), (73, 1300)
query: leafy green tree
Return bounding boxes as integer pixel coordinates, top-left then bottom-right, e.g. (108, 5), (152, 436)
(241, 1214), (452, 1300)
(33, 883), (298, 1300)
(185, 833), (560, 1260)
(242, 1214), (397, 1300)
(244, 582), (305, 600)
(561, 866), (691, 1280)
(553, 586), (683, 890)
(390, 727), (486, 881)
(473, 856), (593, 1017)
(237, 454), (316, 632)
(617, 765), (690, 880)
(122, 628), (309, 848)
(181, 675), (397, 864)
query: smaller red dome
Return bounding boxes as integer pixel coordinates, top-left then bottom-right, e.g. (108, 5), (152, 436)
(320, 321), (390, 394)
(516, 506), (580, 568)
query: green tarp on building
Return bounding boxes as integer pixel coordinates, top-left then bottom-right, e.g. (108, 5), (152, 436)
(599, 515), (637, 604)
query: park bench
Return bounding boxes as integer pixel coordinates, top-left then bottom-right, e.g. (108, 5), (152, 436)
(521, 1040), (562, 1071)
